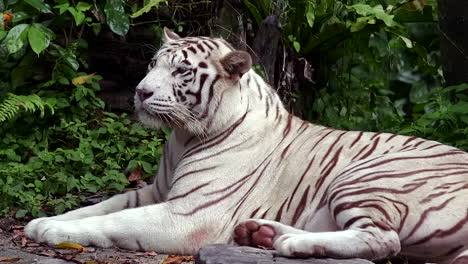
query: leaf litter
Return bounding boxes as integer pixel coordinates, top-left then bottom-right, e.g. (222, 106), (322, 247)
(4, 223), (194, 264)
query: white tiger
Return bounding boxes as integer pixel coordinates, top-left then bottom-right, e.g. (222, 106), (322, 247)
(25, 28), (468, 264)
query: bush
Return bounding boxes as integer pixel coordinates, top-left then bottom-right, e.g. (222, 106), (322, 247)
(0, 0), (166, 217)
(244, 0), (468, 151)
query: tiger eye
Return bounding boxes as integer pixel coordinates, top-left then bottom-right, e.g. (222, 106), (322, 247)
(176, 67), (189, 74)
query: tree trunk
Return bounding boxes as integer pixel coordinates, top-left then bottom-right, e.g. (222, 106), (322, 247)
(438, 0), (468, 85)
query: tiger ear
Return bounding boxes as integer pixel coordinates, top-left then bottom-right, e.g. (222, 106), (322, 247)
(162, 27), (181, 43)
(220, 51), (252, 81)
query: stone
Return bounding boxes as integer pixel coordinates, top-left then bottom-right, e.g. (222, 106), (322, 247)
(196, 244), (374, 264)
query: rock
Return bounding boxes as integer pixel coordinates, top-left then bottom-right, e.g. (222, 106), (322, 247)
(196, 244), (374, 264)
(28, 259), (74, 264)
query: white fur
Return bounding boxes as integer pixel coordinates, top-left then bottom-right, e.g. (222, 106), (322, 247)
(25, 31), (468, 263)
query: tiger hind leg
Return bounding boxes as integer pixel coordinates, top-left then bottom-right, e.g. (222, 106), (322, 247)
(234, 218), (401, 260)
(234, 219), (307, 250)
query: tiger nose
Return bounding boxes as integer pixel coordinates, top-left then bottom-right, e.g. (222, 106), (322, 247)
(136, 88), (154, 102)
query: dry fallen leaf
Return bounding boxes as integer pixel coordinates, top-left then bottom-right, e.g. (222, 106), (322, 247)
(162, 255), (194, 264)
(135, 251), (158, 256)
(55, 242), (86, 253)
(128, 168), (143, 182)
(13, 230), (25, 236)
(58, 254), (75, 261)
(26, 242), (40, 247)
(35, 250), (57, 257)
(21, 237), (27, 247)
(72, 73), (96, 85)
(0, 257), (21, 263)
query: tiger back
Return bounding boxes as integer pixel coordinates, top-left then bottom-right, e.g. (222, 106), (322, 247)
(25, 28), (468, 264)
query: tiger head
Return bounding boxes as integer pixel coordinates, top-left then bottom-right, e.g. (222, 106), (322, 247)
(135, 28), (252, 136)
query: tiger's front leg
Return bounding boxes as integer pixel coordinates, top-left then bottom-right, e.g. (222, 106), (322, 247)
(25, 184), (160, 243)
(26, 201), (216, 254)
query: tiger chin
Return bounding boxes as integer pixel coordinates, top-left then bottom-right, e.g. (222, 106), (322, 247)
(25, 28), (468, 264)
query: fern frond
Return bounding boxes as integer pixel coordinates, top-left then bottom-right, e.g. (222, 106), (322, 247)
(0, 93), (55, 122)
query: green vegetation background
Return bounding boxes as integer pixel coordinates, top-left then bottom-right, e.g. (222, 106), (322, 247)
(0, 0), (467, 217)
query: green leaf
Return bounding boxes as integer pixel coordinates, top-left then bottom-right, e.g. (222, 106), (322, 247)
(104, 0), (130, 36)
(140, 161), (154, 174)
(350, 4), (396, 27)
(447, 83), (468, 93)
(399, 35), (413, 48)
(52, 44), (80, 70)
(5, 24), (30, 54)
(374, 10), (396, 27)
(449, 102), (468, 114)
(75, 1), (91, 12)
(350, 3), (375, 16)
(293, 41), (301, 53)
(11, 11), (31, 23)
(32, 23), (55, 43)
(28, 24), (47, 54)
(242, 0), (263, 25)
(24, 0), (52, 13)
(91, 23), (101, 35)
(53, 3), (70, 15)
(67, 7), (86, 25)
(15, 209), (27, 218)
(350, 16), (372, 32)
(130, 0), (167, 18)
(66, 177), (79, 192)
(305, 1), (316, 28)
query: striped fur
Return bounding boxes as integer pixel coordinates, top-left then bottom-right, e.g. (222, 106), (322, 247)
(25, 29), (468, 264)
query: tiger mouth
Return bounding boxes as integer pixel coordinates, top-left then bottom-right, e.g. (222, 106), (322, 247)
(138, 107), (177, 124)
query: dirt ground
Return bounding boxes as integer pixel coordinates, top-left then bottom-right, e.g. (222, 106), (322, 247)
(0, 217), (194, 264)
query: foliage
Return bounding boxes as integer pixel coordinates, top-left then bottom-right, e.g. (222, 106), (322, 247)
(243, 0), (468, 151)
(0, 111), (164, 217)
(0, 0), (165, 217)
(0, 93), (54, 122)
(130, 0), (168, 18)
(400, 84), (468, 150)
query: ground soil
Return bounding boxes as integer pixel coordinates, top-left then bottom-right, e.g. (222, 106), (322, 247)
(0, 217), (194, 264)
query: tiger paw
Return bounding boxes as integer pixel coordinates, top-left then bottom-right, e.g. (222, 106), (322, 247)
(25, 218), (111, 248)
(274, 233), (328, 257)
(234, 220), (276, 249)
(25, 217), (53, 241)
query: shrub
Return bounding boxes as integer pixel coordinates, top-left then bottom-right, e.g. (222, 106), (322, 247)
(0, 0), (165, 217)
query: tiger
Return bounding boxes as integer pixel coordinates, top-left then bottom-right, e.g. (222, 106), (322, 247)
(25, 28), (468, 264)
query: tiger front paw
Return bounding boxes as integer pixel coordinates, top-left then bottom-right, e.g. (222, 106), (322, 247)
(25, 218), (111, 248)
(24, 217), (51, 241)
